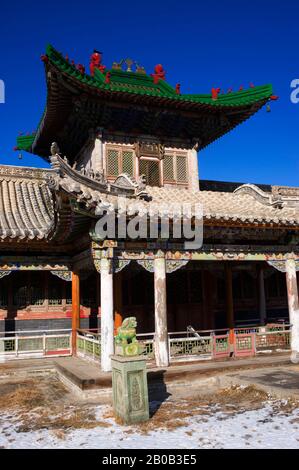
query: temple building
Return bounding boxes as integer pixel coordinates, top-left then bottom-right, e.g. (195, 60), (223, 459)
(1, 44), (299, 371)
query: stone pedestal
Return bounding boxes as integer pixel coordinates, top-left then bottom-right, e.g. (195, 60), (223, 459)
(111, 355), (149, 424)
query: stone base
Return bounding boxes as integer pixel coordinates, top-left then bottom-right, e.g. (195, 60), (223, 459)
(290, 351), (299, 364)
(111, 355), (149, 425)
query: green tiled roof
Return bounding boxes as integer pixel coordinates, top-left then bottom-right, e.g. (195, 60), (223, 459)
(15, 44), (276, 156)
(16, 134), (36, 152)
(43, 44), (273, 107)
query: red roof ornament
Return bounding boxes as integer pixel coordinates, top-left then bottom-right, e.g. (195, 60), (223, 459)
(211, 88), (221, 100)
(239, 85), (244, 91)
(175, 83), (181, 95)
(40, 54), (49, 63)
(249, 82), (255, 88)
(90, 50), (106, 76)
(151, 64), (166, 84)
(77, 64), (85, 75)
(270, 95), (279, 101)
(105, 71), (111, 84)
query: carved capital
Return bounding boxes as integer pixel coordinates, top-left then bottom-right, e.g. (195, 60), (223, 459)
(266, 260), (299, 273)
(166, 260), (189, 273)
(94, 258), (131, 274)
(50, 270), (72, 281)
(137, 259), (155, 273)
(0, 271), (12, 280)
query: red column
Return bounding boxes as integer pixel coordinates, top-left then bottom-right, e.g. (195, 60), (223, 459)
(72, 271), (80, 355)
(114, 272), (123, 334)
(225, 264), (234, 348)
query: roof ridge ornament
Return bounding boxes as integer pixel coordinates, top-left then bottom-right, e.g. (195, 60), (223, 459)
(48, 143), (149, 201)
(111, 58), (146, 74)
(234, 183), (299, 209)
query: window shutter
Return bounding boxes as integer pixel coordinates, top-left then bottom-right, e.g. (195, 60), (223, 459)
(107, 149), (119, 177)
(122, 151), (134, 176)
(148, 161), (160, 186)
(176, 156), (187, 183)
(139, 159), (160, 187)
(163, 155), (175, 181)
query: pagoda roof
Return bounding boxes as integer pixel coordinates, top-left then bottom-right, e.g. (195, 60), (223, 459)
(1, 158), (298, 248)
(16, 45), (275, 160)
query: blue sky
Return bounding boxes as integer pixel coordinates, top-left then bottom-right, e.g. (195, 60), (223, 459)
(0, 0), (298, 186)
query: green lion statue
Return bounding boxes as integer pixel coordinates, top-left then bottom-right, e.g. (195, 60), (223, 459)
(115, 317), (144, 356)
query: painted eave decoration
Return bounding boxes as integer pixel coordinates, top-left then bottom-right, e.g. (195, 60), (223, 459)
(15, 44), (277, 158)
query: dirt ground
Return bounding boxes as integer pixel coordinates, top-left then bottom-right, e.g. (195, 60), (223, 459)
(1, 372), (299, 438)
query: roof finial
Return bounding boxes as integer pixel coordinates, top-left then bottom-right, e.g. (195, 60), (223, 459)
(151, 64), (166, 84)
(211, 88), (221, 100)
(90, 50), (106, 76)
(51, 142), (60, 156)
(175, 83), (181, 95)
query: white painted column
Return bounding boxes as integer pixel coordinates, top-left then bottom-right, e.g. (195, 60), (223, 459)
(188, 148), (199, 192)
(100, 258), (114, 372)
(258, 266), (267, 325)
(91, 129), (104, 172)
(154, 254), (169, 367)
(286, 259), (299, 363)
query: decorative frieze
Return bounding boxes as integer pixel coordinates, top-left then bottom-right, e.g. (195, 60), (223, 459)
(135, 140), (165, 160)
(136, 260), (154, 273)
(50, 270), (72, 282)
(0, 271), (11, 279)
(94, 258), (131, 274)
(267, 260), (299, 273)
(166, 260), (189, 273)
(0, 261), (71, 271)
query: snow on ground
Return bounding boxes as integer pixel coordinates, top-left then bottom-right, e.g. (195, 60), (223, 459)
(1, 376), (299, 449)
(1, 400), (299, 449)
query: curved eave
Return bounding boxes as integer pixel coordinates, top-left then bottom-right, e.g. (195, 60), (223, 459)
(17, 45), (274, 157)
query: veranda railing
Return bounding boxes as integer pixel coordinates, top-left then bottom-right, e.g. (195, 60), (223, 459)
(0, 329), (72, 360)
(0, 324), (290, 363)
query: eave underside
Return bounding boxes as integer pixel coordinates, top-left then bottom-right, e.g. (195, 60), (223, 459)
(29, 68), (267, 161)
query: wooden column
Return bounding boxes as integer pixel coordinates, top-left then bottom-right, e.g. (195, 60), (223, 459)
(71, 271), (80, 355)
(257, 264), (267, 325)
(154, 254), (169, 367)
(201, 270), (214, 330)
(286, 259), (299, 363)
(114, 272), (123, 334)
(225, 263), (234, 346)
(100, 258), (114, 372)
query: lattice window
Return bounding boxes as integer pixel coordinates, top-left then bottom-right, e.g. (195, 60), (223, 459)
(140, 159), (160, 187)
(80, 277), (97, 308)
(49, 275), (63, 306)
(13, 286), (28, 307)
(163, 155), (175, 182)
(106, 147), (135, 178)
(66, 282), (72, 305)
(265, 272), (287, 299)
(107, 149), (119, 177)
(189, 272), (202, 303)
(176, 156), (188, 183)
(233, 271), (255, 300)
(30, 273), (45, 306)
(0, 278), (8, 307)
(122, 151), (134, 176)
(13, 273), (28, 307)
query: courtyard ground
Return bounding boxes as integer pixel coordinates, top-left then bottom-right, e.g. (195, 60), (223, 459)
(1, 371), (299, 449)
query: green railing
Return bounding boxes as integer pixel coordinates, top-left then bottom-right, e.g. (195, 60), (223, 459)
(0, 330), (72, 359)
